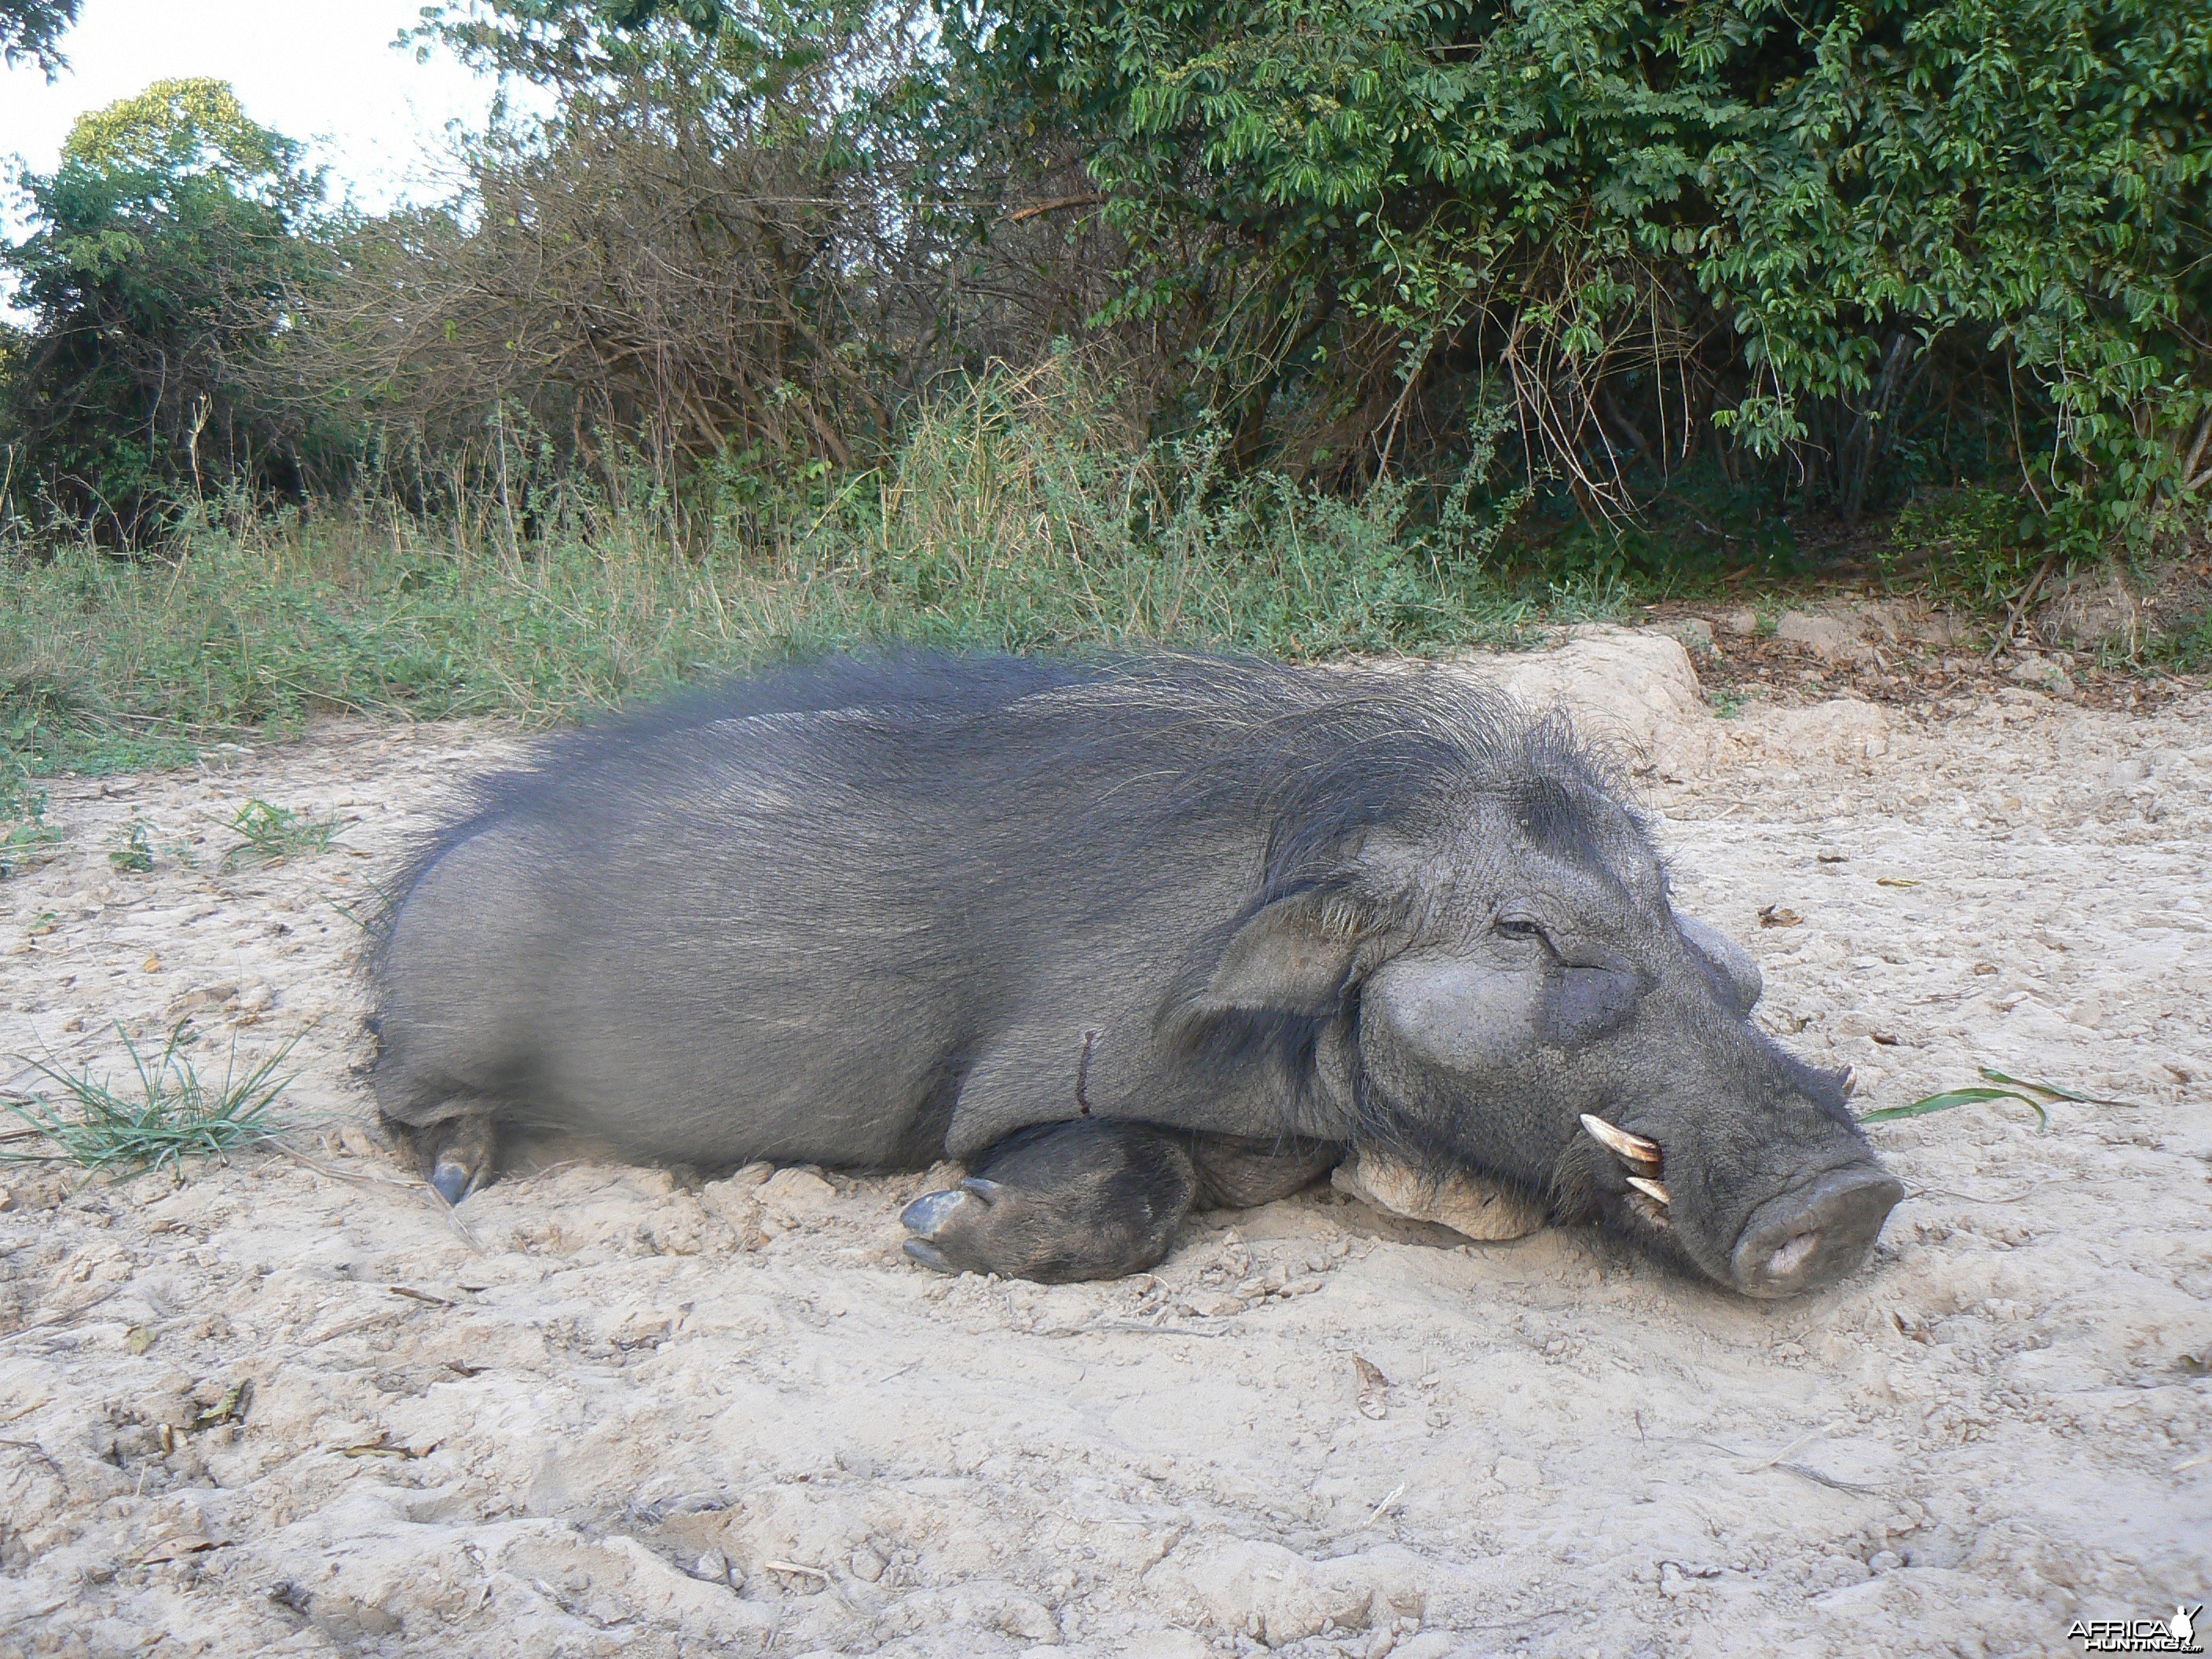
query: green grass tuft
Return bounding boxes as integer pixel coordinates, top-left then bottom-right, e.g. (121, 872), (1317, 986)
(108, 816), (154, 873)
(224, 799), (345, 871)
(0, 789), (64, 877)
(2, 1024), (297, 1179)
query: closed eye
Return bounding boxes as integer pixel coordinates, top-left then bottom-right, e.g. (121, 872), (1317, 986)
(1495, 917), (1547, 943)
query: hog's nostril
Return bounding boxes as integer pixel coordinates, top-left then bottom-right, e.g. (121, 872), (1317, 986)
(1730, 1165), (1904, 1298)
(1765, 1232), (1820, 1280)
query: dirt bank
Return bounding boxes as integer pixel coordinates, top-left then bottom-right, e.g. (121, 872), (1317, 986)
(1, 634), (2207, 1658)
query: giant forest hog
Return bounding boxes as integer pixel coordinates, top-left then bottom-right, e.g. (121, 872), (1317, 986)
(372, 654), (1900, 1297)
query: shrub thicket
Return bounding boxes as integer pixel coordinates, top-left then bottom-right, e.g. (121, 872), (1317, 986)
(1, 0), (2207, 561)
(936, 0), (2212, 539)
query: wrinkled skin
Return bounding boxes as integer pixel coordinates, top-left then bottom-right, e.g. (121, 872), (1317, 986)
(374, 653), (1900, 1298)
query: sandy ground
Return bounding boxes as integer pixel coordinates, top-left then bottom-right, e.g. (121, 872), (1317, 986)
(0, 631), (2207, 1659)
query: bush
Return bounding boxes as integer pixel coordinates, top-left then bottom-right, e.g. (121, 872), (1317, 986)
(942, 0), (2212, 529)
(1883, 488), (2048, 610)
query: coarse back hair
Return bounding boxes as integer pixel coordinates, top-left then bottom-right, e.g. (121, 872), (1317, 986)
(1065, 654), (1642, 902)
(368, 649), (1650, 1027)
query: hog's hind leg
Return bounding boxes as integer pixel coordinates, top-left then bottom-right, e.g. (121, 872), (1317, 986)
(424, 1113), (497, 1205)
(1188, 1133), (1343, 1210)
(901, 1119), (1199, 1284)
(398, 1105), (500, 1206)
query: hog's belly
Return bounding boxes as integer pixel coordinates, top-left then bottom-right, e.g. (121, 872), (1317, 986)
(516, 940), (972, 1170)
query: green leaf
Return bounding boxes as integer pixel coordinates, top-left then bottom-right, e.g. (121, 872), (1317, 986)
(1977, 1068), (2141, 1109)
(1859, 1086), (2048, 1131)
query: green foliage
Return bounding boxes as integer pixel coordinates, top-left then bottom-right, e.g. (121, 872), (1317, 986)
(7, 1), (2207, 567)
(942, 0), (2212, 531)
(1859, 1067), (2141, 1128)
(1, 1023), (295, 1179)
(0, 0), (79, 77)
(223, 800), (344, 871)
(108, 815), (153, 873)
(1860, 1086), (2049, 1130)
(0, 364), (1533, 777)
(0, 79), (340, 534)
(420, 0), (820, 89)
(0, 789), (63, 877)
(866, 363), (1533, 655)
(2148, 602), (2212, 672)
(60, 77), (297, 177)
(1884, 487), (2045, 609)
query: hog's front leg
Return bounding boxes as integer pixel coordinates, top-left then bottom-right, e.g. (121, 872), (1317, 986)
(899, 1119), (1199, 1283)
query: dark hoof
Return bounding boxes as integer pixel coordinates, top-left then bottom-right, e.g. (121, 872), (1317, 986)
(901, 1239), (953, 1273)
(423, 1115), (496, 1206)
(429, 1159), (478, 1206)
(899, 1180), (1002, 1275)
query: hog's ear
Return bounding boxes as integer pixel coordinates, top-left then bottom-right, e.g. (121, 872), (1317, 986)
(1679, 914), (1762, 1015)
(1186, 891), (1368, 1020)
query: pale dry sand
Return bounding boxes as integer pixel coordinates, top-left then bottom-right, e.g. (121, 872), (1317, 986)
(0, 633), (2207, 1659)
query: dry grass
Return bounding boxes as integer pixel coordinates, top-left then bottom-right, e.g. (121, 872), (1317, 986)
(1, 361), (1539, 778)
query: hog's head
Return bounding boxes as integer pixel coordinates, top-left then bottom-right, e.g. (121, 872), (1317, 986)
(1177, 717), (1902, 1299)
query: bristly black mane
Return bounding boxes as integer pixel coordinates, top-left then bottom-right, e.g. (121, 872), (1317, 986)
(1088, 657), (1638, 899)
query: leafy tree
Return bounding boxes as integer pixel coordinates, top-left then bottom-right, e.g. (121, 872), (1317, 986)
(0, 79), (339, 533)
(416, 0), (812, 98)
(940, 0), (2212, 533)
(438, 0), (2212, 539)
(0, 0), (80, 78)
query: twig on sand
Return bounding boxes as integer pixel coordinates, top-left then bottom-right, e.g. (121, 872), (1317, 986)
(266, 1136), (489, 1256)
(1739, 1422), (1843, 1472)
(1447, 1608), (1577, 1634)
(1902, 1183), (2038, 1206)
(419, 1179), (491, 1256)
(1988, 544), (2064, 661)
(1776, 1461), (1877, 1496)
(262, 1136), (410, 1192)
(1071, 1317), (1230, 1338)
(1361, 1481), (1406, 1528)
(0, 1286), (125, 1350)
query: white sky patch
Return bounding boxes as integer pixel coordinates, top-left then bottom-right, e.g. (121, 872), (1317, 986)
(0, 0), (540, 239)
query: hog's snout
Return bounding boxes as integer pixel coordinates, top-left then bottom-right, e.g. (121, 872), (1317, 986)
(1728, 1164), (1904, 1298)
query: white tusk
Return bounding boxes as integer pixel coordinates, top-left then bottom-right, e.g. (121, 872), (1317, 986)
(1580, 1113), (1662, 1172)
(1626, 1176), (1672, 1207)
